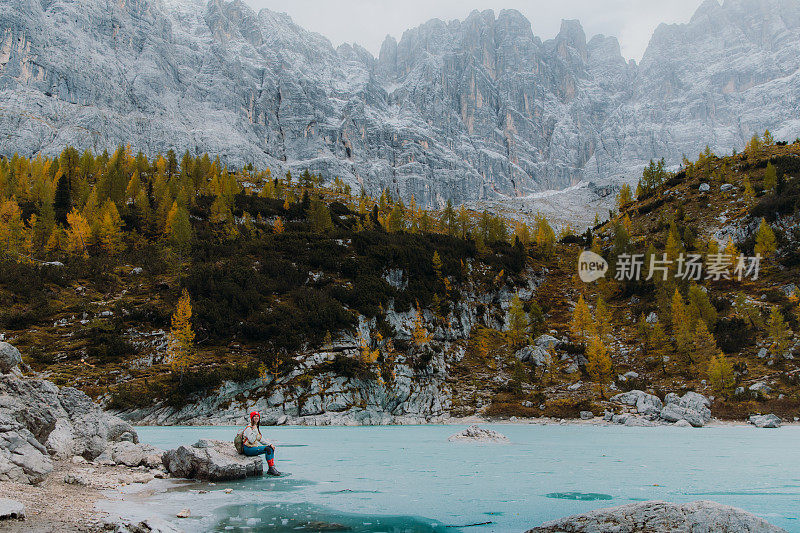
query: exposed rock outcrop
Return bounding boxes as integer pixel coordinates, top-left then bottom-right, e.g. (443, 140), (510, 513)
(448, 425), (509, 443)
(609, 390), (712, 427)
(161, 439), (263, 481)
(527, 500), (786, 532)
(0, 343), (139, 484)
(1, 0), (798, 225)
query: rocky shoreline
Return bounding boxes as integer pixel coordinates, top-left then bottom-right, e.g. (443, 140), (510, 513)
(1, 339), (793, 533)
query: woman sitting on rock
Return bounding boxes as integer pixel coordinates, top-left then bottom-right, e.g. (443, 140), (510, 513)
(243, 411), (281, 476)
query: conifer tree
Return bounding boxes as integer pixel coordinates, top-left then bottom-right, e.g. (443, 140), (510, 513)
(647, 322), (671, 373)
(595, 297), (613, 340)
(743, 176), (755, 204)
(456, 205), (471, 239)
(65, 208), (91, 257)
(708, 354), (735, 397)
(432, 251), (443, 280)
(168, 288), (195, 379)
(166, 202), (192, 255)
(754, 218), (776, 258)
(687, 284), (717, 328)
(386, 203), (405, 232)
(440, 200), (457, 236)
(53, 173), (72, 224)
(764, 162), (777, 190)
(586, 333), (613, 399)
(693, 319), (721, 364)
(307, 198), (334, 233)
(273, 216), (285, 235)
(767, 307), (791, 358)
(671, 289), (694, 363)
(507, 294), (529, 348)
(616, 183), (632, 210)
(570, 294), (594, 343)
(412, 303), (431, 347)
(0, 198), (26, 257)
(97, 199), (123, 253)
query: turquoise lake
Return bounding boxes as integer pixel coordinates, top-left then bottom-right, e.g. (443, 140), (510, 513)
(133, 424), (800, 532)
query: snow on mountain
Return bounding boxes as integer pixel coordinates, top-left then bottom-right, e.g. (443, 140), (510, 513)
(0, 0), (798, 217)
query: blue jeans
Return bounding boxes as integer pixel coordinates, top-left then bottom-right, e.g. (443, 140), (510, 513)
(243, 444), (274, 460)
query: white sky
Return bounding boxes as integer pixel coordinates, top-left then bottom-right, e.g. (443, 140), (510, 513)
(245, 0), (705, 61)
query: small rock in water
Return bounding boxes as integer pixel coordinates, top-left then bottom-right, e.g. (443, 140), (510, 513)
(448, 425), (509, 443)
(224, 488), (233, 494)
(674, 419), (692, 428)
(176, 509), (191, 518)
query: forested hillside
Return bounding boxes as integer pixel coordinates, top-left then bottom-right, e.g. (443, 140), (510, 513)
(0, 133), (798, 422)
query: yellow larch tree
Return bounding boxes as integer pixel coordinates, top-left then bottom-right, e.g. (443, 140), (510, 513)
(66, 208), (91, 256)
(586, 333), (613, 399)
(168, 288), (196, 378)
(570, 294), (594, 343)
(412, 303), (431, 347)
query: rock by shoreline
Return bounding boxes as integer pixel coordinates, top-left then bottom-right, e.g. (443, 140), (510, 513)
(162, 439), (263, 481)
(527, 500), (787, 532)
(0, 348), (144, 485)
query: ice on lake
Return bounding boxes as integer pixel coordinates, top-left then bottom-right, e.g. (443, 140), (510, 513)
(132, 424), (800, 532)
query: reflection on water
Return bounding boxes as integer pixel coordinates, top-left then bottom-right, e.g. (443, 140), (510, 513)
(545, 492), (613, 501)
(213, 502), (451, 532)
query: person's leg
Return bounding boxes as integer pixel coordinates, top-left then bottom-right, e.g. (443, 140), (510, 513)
(243, 445), (267, 457)
(265, 445), (281, 476)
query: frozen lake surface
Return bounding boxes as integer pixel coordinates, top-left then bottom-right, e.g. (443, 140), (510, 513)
(133, 424), (800, 532)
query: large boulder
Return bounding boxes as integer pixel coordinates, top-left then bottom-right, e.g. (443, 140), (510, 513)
(660, 391), (711, 427)
(104, 441), (164, 468)
(162, 439), (263, 481)
(610, 390), (663, 416)
(749, 414), (781, 428)
(0, 343), (22, 374)
(527, 500), (786, 532)
(448, 425), (509, 443)
(0, 413), (52, 484)
(515, 346), (551, 366)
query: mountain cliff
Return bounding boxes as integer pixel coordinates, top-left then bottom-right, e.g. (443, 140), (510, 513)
(0, 0), (799, 207)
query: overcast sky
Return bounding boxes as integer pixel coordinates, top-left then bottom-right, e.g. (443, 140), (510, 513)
(246, 0), (704, 61)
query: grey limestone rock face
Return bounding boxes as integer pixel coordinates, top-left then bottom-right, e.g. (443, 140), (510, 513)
(527, 500), (787, 533)
(1, 0), (798, 211)
(0, 344), (140, 483)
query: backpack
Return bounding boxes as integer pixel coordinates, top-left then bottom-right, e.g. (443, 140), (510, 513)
(234, 427), (246, 454)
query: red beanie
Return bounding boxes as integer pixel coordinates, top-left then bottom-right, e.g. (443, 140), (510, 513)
(250, 411), (260, 422)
